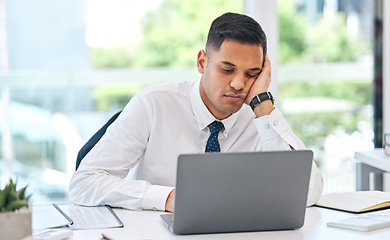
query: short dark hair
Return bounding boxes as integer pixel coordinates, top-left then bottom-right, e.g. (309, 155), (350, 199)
(206, 12), (267, 60)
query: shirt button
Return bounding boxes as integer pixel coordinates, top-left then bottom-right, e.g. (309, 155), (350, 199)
(265, 124), (270, 129)
(273, 120), (278, 126)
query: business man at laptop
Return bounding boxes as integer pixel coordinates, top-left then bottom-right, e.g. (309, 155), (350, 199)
(69, 12), (323, 212)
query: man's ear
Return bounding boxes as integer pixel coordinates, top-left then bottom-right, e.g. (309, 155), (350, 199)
(197, 50), (207, 74)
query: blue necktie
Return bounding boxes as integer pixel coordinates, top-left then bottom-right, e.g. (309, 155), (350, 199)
(205, 121), (224, 152)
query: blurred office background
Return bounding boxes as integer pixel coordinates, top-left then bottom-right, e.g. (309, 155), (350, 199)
(0, 0), (389, 203)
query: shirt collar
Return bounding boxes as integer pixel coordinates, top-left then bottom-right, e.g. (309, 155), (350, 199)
(190, 80), (240, 137)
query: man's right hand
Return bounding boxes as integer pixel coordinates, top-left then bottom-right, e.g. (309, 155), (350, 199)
(165, 189), (175, 212)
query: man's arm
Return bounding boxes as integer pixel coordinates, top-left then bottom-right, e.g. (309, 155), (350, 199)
(68, 94), (174, 211)
(245, 54), (323, 205)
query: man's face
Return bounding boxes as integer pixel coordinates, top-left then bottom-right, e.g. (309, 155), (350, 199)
(197, 40), (264, 120)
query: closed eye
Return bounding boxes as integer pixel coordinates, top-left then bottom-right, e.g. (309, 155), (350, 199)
(222, 68), (234, 73)
(246, 72), (260, 78)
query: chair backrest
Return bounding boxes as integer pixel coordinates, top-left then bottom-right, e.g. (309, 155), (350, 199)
(75, 111), (122, 170)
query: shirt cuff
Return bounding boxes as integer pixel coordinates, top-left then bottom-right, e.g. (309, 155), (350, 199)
(253, 109), (280, 142)
(142, 185), (175, 211)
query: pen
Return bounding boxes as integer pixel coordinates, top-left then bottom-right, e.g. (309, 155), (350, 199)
(53, 203), (74, 225)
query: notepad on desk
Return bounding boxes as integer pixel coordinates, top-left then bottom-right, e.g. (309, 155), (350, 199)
(315, 191), (390, 213)
(33, 204), (73, 230)
(33, 204), (123, 230)
(56, 204), (124, 229)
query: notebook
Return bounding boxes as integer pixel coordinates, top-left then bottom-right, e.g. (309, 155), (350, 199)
(315, 191), (390, 213)
(160, 150), (313, 235)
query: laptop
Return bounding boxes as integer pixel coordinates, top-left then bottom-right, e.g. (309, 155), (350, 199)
(160, 150), (313, 235)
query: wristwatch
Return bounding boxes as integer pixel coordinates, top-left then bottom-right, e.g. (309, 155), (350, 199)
(249, 92), (274, 111)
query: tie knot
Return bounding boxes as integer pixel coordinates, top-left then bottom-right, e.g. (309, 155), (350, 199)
(208, 121), (224, 134)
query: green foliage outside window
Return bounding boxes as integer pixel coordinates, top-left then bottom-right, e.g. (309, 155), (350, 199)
(93, 84), (142, 111)
(90, 0), (370, 67)
(133, 0), (242, 67)
(279, 80), (372, 165)
(277, 0), (369, 63)
(91, 47), (135, 68)
(278, 0), (308, 63)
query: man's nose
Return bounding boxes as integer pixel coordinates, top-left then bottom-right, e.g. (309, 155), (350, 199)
(230, 75), (246, 91)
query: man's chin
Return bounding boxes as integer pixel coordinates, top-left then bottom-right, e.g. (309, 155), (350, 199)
(222, 104), (244, 115)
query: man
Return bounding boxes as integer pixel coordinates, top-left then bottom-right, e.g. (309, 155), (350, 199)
(69, 12), (323, 212)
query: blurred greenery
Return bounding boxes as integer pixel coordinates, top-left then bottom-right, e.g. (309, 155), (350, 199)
(92, 84), (142, 111)
(133, 0), (243, 67)
(305, 14), (369, 63)
(90, 0), (370, 67)
(91, 47), (135, 68)
(279, 80), (372, 164)
(90, 0), (242, 68)
(279, 80), (371, 104)
(278, 0), (308, 63)
(277, 0), (369, 63)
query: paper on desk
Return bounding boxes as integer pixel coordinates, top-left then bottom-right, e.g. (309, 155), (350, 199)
(57, 205), (124, 229)
(32, 204), (72, 230)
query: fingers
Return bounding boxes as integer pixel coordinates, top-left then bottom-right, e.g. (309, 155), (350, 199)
(262, 53), (271, 75)
(260, 53), (271, 86)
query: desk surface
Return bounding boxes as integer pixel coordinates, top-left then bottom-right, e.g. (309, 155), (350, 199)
(69, 207), (390, 240)
(355, 148), (390, 172)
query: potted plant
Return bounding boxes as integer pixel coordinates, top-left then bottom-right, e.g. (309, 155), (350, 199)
(0, 179), (32, 240)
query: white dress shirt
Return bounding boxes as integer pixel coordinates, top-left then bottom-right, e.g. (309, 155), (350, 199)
(69, 81), (323, 210)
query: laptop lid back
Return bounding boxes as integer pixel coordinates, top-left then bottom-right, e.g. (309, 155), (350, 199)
(172, 150), (313, 235)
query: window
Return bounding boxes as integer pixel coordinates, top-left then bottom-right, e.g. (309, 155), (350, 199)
(277, 0), (375, 193)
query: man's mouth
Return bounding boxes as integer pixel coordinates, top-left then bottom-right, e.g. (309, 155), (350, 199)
(224, 93), (246, 102)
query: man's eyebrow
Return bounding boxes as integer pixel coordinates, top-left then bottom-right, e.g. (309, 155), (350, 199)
(221, 61), (236, 67)
(249, 67), (262, 71)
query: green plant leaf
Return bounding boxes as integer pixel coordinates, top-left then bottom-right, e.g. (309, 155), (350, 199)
(0, 179), (31, 212)
(17, 185), (28, 200)
(4, 200), (29, 212)
(7, 188), (18, 203)
(0, 185), (12, 209)
(0, 189), (4, 209)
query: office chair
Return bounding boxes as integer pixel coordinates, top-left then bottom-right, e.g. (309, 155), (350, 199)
(75, 111), (122, 170)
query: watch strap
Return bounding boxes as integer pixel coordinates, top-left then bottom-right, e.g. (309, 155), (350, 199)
(249, 92), (274, 111)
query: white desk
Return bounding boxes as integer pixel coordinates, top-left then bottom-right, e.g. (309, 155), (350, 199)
(355, 148), (390, 191)
(68, 207), (390, 240)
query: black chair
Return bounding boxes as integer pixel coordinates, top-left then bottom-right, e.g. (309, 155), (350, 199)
(75, 111), (122, 170)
